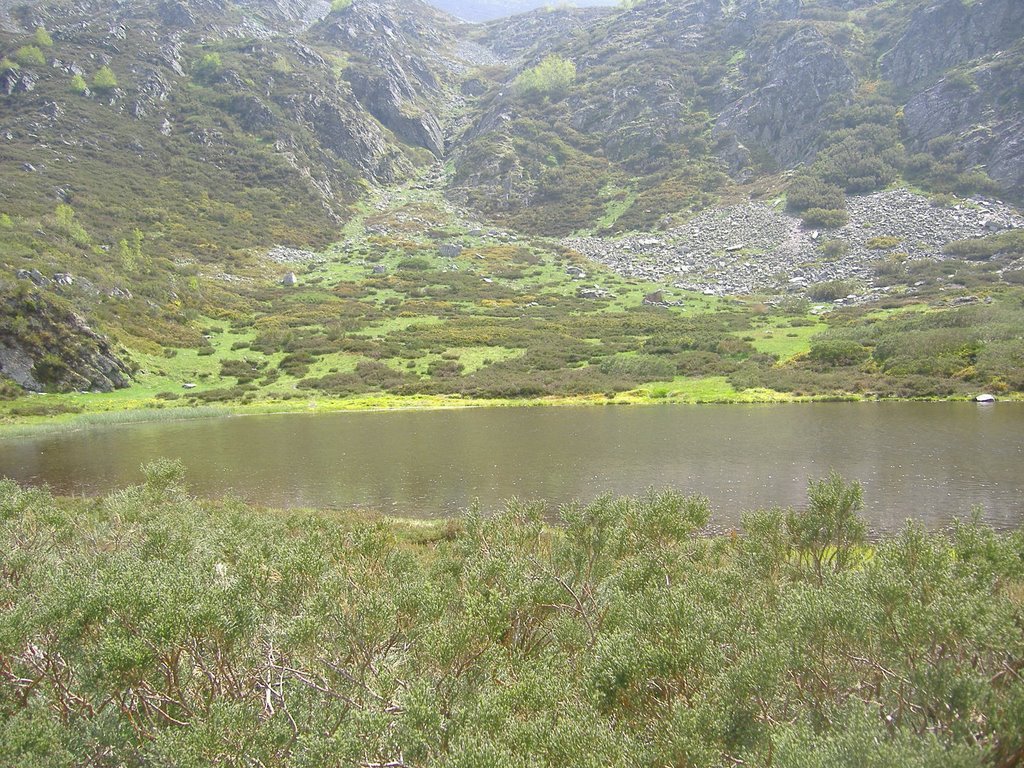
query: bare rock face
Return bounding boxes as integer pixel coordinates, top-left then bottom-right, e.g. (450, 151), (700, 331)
(0, 291), (131, 393)
(880, 0), (1024, 91)
(156, 0), (199, 29)
(903, 62), (1024, 195)
(429, 0), (616, 23)
(0, 65), (37, 96)
(474, 7), (611, 62)
(316, 0), (465, 157)
(715, 24), (856, 167)
(886, 0), (1024, 197)
(280, 90), (410, 184)
(256, 0), (331, 31)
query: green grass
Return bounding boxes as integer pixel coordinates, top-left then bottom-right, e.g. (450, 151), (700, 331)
(627, 375), (783, 403)
(349, 315), (445, 337)
(0, 405), (231, 437)
(738, 316), (829, 360)
(592, 182), (637, 233)
(449, 345), (525, 373)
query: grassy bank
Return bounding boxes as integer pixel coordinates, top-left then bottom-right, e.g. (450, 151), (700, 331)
(3, 385), (1020, 437)
(2, 465), (1023, 766)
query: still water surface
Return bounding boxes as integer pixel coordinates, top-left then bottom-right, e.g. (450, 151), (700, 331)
(1, 403), (1022, 531)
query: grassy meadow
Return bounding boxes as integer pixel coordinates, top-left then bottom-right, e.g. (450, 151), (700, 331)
(4, 174), (1023, 430)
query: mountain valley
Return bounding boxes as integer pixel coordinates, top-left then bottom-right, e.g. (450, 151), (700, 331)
(1, 0), (1023, 416)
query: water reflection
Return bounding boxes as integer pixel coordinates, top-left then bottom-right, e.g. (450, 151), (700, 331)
(2, 403), (1022, 531)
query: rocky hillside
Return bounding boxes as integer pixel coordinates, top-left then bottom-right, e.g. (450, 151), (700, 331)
(425, 0), (616, 23)
(0, 285), (131, 393)
(452, 0), (1024, 235)
(1, 0), (1023, 393)
(0, 0), (500, 390)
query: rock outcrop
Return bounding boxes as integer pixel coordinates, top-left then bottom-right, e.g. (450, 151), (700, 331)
(316, 0), (475, 157)
(888, 0), (1024, 196)
(474, 7), (611, 62)
(429, 0), (616, 23)
(0, 291), (131, 393)
(880, 0), (1024, 91)
(563, 189), (1024, 298)
(902, 61), (1024, 194)
(716, 24), (856, 167)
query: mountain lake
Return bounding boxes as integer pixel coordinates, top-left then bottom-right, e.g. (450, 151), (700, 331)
(1, 402), (1021, 532)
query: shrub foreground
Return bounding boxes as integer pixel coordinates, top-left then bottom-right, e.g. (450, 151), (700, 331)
(1, 463), (1023, 767)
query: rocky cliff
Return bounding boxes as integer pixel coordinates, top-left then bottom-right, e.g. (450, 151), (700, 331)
(891, 0), (1024, 195)
(716, 24), (856, 168)
(426, 0), (615, 24)
(881, 0), (1024, 91)
(0, 288), (131, 393)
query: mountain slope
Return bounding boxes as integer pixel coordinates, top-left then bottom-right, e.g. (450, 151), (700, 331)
(1, 0), (1023, 402)
(450, 0), (1023, 235)
(424, 0), (617, 23)
(0, 0), (498, 391)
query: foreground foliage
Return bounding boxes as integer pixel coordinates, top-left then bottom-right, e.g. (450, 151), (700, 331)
(2, 465), (1023, 766)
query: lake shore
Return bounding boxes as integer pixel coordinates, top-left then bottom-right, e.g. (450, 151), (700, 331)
(3, 385), (1019, 436)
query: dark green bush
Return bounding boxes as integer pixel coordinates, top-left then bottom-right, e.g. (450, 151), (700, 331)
(943, 230), (1024, 260)
(820, 239), (849, 258)
(808, 339), (871, 367)
(807, 280), (857, 301)
(801, 208), (849, 229)
(786, 176), (846, 214)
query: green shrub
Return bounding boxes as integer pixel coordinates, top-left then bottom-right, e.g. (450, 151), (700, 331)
(219, 358), (265, 384)
(866, 236), (902, 250)
(943, 230), (1024, 260)
(808, 339), (870, 367)
(807, 279), (857, 301)
(68, 73), (88, 94)
(1003, 269), (1024, 285)
(92, 65), (118, 92)
(330, 0), (352, 10)
(813, 118), (903, 194)
(33, 27), (53, 48)
(278, 351), (316, 377)
(785, 176), (845, 213)
(397, 257), (431, 271)
(193, 52), (222, 81)
(1, 472), (1019, 766)
(8, 400), (83, 417)
(820, 239), (849, 258)
(513, 55), (576, 100)
(598, 353), (676, 380)
(31, 353), (68, 387)
(944, 69), (975, 92)
(801, 208), (849, 229)
(786, 472), (867, 582)
(53, 203), (90, 246)
(12, 45), (45, 67)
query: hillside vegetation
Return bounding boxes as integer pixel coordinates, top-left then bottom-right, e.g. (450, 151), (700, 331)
(1, 0), (1023, 410)
(2, 466), (1024, 766)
